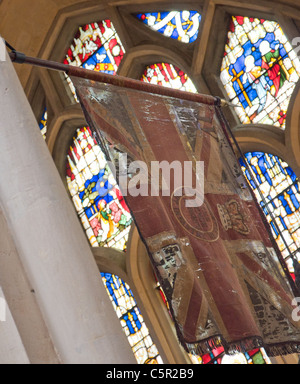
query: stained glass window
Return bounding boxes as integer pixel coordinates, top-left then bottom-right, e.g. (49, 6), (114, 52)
(66, 126), (132, 251)
(64, 20), (125, 101)
(64, 20), (124, 72)
(141, 62), (197, 92)
(200, 348), (271, 364)
(39, 107), (47, 139)
(135, 11), (201, 43)
(240, 152), (300, 276)
(220, 16), (300, 128)
(101, 272), (163, 364)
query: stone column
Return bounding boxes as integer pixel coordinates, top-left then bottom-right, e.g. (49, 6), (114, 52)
(0, 208), (60, 363)
(0, 288), (30, 364)
(0, 39), (136, 364)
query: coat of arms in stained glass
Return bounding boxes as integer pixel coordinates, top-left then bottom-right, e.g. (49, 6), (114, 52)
(64, 20), (125, 73)
(135, 11), (201, 43)
(220, 16), (300, 128)
(64, 20), (125, 101)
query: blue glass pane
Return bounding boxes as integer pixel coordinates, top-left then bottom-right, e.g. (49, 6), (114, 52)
(220, 16), (300, 128)
(240, 152), (300, 271)
(100, 272), (162, 364)
(135, 11), (201, 43)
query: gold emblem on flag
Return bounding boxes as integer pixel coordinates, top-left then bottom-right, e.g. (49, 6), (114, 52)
(217, 199), (249, 235)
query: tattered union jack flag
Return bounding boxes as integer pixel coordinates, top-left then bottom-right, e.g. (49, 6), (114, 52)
(71, 74), (300, 357)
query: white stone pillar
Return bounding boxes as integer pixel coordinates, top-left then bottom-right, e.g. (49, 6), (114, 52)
(0, 288), (30, 364)
(0, 208), (60, 364)
(0, 39), (136, 364)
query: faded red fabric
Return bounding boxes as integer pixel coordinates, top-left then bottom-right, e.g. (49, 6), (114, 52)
(72, 76), (300, 357)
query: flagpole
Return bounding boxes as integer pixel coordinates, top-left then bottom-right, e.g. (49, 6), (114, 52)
(8, 50), (219, 106)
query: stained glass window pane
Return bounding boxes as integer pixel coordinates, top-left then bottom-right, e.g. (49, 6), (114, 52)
(64, 20), (125, 101)
(239, 152), (300, 275)
(220, 16), (300, 128)
(39, 107), (47, 139)
(135, 11), (201, 43)
(101, 272), (163, 364)
(66, 126), (132, 251)
(200, 347), (271, 365)
(64, 20), (124, 72)
(141, 62), (197, 92)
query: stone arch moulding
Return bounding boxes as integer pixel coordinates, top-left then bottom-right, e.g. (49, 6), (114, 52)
(38, 2), (118, 63)
(117, 3), (202, 55)
(51, 117), (86, 184)
(233, 124), (300, 179)
(117, 44), (196, 83)
(22, 2), (107, 96)
(233, 125), (286, 157)
(235, 136), (299, 174)
(286, 81), (300, 171)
